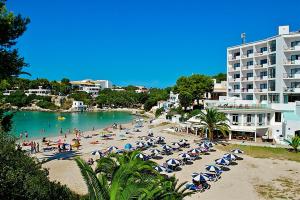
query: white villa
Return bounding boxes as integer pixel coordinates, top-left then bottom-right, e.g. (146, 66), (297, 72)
(3, 86), (51, 96)
(71, 101), (87, 111)
(70, 79), (112, 97)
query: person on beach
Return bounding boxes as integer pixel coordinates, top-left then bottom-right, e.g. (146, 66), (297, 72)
(30, 142), (34, 154)
(33, 142), (36, 153)
(36, 142), (39, 153)
(25, 131), (28, 140)
(20, 132), (23, 141)
(92, 127), (95, 131)
(60, 128), (63, 135)
(64, 133), (67, 138)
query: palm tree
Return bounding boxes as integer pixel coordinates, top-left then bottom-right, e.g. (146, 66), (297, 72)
(284, 136), (300, 153)
(196, 108), (230, 141)
(76, 150), (192, 200)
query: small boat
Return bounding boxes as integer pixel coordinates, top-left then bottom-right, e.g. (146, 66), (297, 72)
(57, 116), (66, 121)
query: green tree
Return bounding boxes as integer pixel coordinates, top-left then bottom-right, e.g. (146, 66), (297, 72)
(284, 136), (300, 153)
(0, 1), (30, 80)
(178, 91), (193, 111)
(5, 90), (30, 107)
(70, 91), (93, 105)
(196, 108), (230, 141)
(174, 74), (213, 105)
(212, 73), (227, 82)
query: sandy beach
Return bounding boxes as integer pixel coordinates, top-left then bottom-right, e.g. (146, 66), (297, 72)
(26, 118), (300, 200)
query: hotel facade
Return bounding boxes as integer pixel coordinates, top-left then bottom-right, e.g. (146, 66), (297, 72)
(204, 26), (300, 144)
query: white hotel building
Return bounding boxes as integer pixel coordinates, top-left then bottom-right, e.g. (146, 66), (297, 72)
(70, 79), (112, 97)
(205, 26), (300, 144)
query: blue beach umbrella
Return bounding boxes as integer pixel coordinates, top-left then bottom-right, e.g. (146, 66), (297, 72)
(154, 165), (166, 173)
(215, 158), (230, 165)
(136, 153), (148, 160)
(179, 153), (191, 159)
(150, 149), (160, 155)
(166, 158), (180, 166)
(223, 153), (237, 161)
(107, 146), (118, 153)
(162, 144), (172, 150)
(231, 149), (244, 154)
(205, 165), (221, 173)
(91, 150), (103, 157)
(192, 173), (209, 182)
(124, 143), (132, 150)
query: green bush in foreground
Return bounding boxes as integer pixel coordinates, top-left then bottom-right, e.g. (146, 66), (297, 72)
(36, 100), (58, 110)
(0, 132), (80, 200)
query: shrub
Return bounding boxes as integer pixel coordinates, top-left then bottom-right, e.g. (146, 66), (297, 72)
(36, 100), (58, 110)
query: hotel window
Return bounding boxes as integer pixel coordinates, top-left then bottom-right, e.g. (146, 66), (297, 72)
(270, 40), (276, 52)
(233, 63), (240, 69)
(291, 41), (300, 47)
(246, 95), (253, 100)
(260, 95), (267, 102)
(247, 84), (253, 89)
(247, 49), (253, 56)
(269, 68), (276, 78)
(247, 61), (253, 66)
(260, 59), (268, 65)
(247, 72), (253, 78)
(234, 84), (240, 89)
(260, 83), (267, 89)
(246, 114), (252, 123)
(232, 114), (239, 123)
(291, 82), (300, 88)
(258, 114), (264, 124)
(291, 68), (300, 75)
(260, 71), (267, 78)
(260, 47), (267, 53)
(270, 54), (276, 65)
(291, 55), (299, 61)
(233, 52), (240, 59)
(234, 74), (240, 79)
(275, 112), (281, 122)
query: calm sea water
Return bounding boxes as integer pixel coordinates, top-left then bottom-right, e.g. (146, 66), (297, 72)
(11, 111), (133, 139)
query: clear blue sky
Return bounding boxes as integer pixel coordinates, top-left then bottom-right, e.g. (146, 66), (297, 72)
(7, 0), (300, 87)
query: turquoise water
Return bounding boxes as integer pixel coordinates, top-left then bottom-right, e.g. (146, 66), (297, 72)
(11, 111), (133, 139)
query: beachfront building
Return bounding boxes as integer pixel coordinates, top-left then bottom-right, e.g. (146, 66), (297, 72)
(227, 25), (300, 104)
(135, 86), (148, 93)
(71, 101), (87, 111)
(70, 79), (112, 97)
(25, 86), (51, 96)
(204, 79), (227, 100)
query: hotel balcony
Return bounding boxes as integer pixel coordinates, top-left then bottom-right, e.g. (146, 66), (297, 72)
(228, 55), (241, 61)
(241, 65), (254, 70)
(255, 76), (268, 81)
(228, 89), (241, 93)
(284, 45), (300, 52)
(254, 63), (268, 69)
(254, 88), (268, 93)
(283, 87), (300, 93)
(228, 67), (240, 72)
(254, 51), (268, 57)
(241, 88), (254, 93)
(283, 73), (300, 79)
(241, 77), (254, 82)
(228, 78), (241, 82)
(284, 59), (300, 65)
(241, 53), (254, 59)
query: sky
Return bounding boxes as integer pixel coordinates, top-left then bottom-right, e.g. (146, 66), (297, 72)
(6, 0), (300, 87)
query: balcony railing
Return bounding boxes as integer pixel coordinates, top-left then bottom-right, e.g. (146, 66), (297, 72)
(284, 87), (300, 92)
(242, 65), (254, 70)
(254, 88), (268, 92)
(284, 59), (300, 65)
(283, 73), (300, 78)
(241, 88), (254, 93)
(255, 76), (268, 81)
(284, 45), (300, 51)
(241, 77), (254, 81)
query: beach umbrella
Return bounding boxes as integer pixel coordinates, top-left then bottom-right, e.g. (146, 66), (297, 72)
(192, 173), (209, 182)
(179, 153), (191, 159)
(179, 139), (188, 143)
(154, 165), (166, 173)
(206, 142), (214, 147)
(162, 144), (172, 150)
(91, 150), (103, 156)
(136, 153), (148, 160)
(172, 142), (181, 148)
(231, 149), (244, 154)
(205, 165), (221, 173)
(124, 143), (132, 150)
(200, 147), (209, 153)
(147, 138), (155, 143)
(107, 146), (118, 153)
(156, 136), (165, 141)
(223, 153), (237, 161)
(150, 149), (160, 155)
(189, 148), (201, 154)
(136, 141), (145, 148)
(215, 158), (230, 165)
(199, 142), (210, 149)
(166, 158), (180, 166)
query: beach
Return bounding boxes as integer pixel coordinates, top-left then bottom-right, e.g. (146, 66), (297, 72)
(26, 118), (300, 200)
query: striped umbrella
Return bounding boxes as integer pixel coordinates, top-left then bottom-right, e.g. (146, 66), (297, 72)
(231, 149), (244, 154)
(215, 158), (230, 165)
(162, 144), (172, 150)
(154, 165), (166, 173)
(147, 138), (155, 143)
(200, 142), (210, 149)
(205, 165), (221, 173)
(136, 141), (145, 148)
(107, 146), (118, 153)
(156, 136), (165, 141)
(91, 150), (103, 157)
(166, 158), (180, 166)
(150, 149), (160, 155)
(192, 173), (209, 182)
(179, 139), (188, 143)
(189, 148), (201, 154)
(223, 153), (237, 161)
(136, 153), (148, 160)
(172, 142), (181, 148)
(179, 153), (191, 159)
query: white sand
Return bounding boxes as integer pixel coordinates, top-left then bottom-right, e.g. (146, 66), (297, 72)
(28, 119), (300, 199)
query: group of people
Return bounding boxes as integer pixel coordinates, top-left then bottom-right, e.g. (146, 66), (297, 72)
(30, 141), (39, 154)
